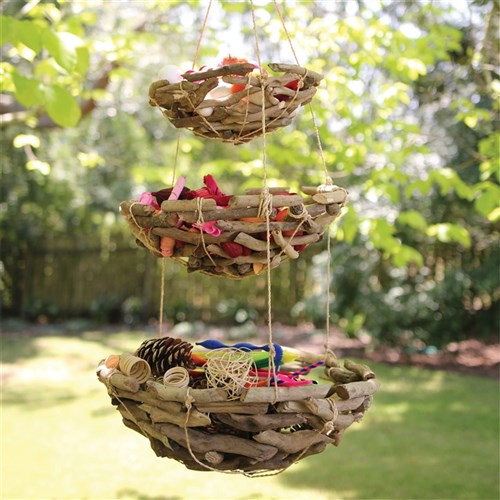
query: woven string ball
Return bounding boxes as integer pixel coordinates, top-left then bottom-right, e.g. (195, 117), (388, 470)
(148, 62), (323, 145)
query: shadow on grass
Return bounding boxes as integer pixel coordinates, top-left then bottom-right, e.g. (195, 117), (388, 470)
(116, 488), (182, 500)
(1, 386), (93, 410)
(278, 365), (500, 500)
(1, 327), (152, 364)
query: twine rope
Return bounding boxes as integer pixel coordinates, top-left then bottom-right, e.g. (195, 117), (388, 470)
(192, 0), (212, 70)
(273, 0), (333, 355)
(196, 197), (219, 269)
(250, 0), (278, 396)
(159, 257), (166, 335)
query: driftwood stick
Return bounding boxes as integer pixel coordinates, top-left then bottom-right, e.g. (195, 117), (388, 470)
(229, 194), (302, 209)
(325, 367), (361, 384)
(245, 187), (290, 195)
(362, 395), (374, 411)
(133, 212), (178, 229)
(152, 227), (236, 244)
(241, 384), (331, 403)
(182, 63), (256, 82)
(244, 442), (327, 474)
(116, 401), (150, 422)
(313, 213), (339, 229)
(193, 402), (269, 414)
(284, 233), (320, 245)
(196, 86), (261, 110)
(199, 252), (278, 267)
(199, 117), (292, 133)
(326, 204), (342, 216)
(284, 347), (339, 368)
(334, 396), (366, 412)
(173, 244), (197, 258)
(232, 233), (271, 252)
(110, 388), (194, 415)
(344, 359), (376, 380)
(146, 380), (229, 403)
(312, 190), (348, 205)
(335, 379), (381, 400)
(272, 230), (299, 259)
(246, 89), (280, 107)
(222, 102), (287, 125)
(217, 220), (301, 234)
(161, 198), (217, 212)
(334, 413), (357, 430)
(253, 429), (333, 454)
(227, 100), (265, 114)
(179, 207), (277, 224)
(268, 63), (324, 82)
(139, 403), (211, 427)
(97, 365), (141, 393)
(154, 422), (278, 461)
(119, 201), (156, 217)
(304, 397), (339, 421)
(275, 400), (308, 414)
(216, 412), (307, 432)
(170, 109), (229, 128)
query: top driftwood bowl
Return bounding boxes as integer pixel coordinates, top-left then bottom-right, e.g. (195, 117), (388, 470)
(148, 62), (323, 145)
(120, 185), (348, 279)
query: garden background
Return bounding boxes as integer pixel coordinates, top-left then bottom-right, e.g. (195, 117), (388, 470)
(1, 0), (499, 499)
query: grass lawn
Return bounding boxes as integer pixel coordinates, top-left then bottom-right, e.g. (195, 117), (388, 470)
(1, 330), (499, 500)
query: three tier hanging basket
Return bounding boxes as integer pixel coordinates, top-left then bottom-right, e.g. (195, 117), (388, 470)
(97, 337), (380, 475)
(120, 178), (348, 279)
(149, 62), (323, 145)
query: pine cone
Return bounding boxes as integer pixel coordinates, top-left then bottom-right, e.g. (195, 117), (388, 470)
(135, 337), (195, 377)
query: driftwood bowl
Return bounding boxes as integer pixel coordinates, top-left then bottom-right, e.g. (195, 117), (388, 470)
(97, 352), (379, 475)
(120, 185), (348, 279)
(148, 62), (323, 145)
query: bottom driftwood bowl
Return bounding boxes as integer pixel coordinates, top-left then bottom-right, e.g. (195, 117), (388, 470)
(97, 352), (379, 475)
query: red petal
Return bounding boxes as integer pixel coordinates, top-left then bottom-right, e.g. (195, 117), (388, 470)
(203, 175), (223, 196)
(285, 79), (299, 91)
(220, 242), (245, 258)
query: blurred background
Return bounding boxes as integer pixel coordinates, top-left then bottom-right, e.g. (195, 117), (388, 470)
(1, 0), (498, 499)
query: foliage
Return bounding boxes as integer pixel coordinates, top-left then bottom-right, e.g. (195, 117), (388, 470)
(1, 1), (498, 346)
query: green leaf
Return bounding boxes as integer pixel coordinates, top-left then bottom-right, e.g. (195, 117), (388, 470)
(0, 15), (13, 46)
(487, 207), (500, 222)
(12, 72), (43, 108)
(42, 29), (82, 73)
(75, 45), (90, 76)
(41, 84), (81, 127)
(427, 223), (471, 248)
(15, 20), (43, 54)
(398, 210), (428, 231)
(474, 185), (500, 218)
(392, 245), (424, 267)
(13, 134), (40, 149)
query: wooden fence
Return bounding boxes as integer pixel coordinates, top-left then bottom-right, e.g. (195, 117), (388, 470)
(18, 243), (316, 325)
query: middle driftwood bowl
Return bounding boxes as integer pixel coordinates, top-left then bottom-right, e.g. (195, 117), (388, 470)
(120, 185), (348, 279)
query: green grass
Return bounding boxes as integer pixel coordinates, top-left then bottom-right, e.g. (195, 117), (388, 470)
(1, 331), (499, 500)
